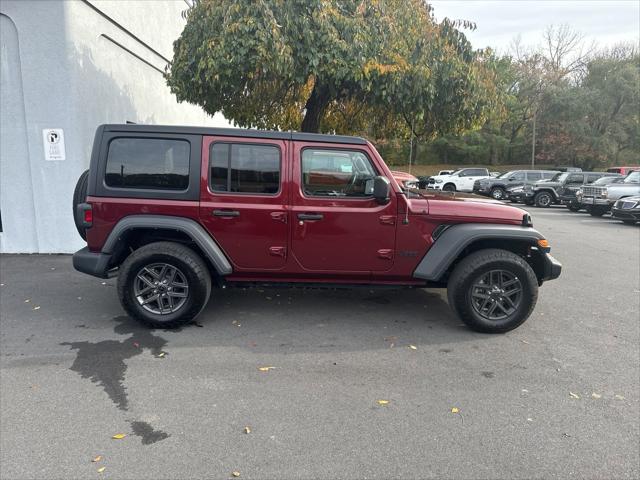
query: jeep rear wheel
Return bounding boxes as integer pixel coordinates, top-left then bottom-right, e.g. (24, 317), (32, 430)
(534, 191), (553, 208)
(117, 242), (211, 328)
(490, 187), (505, 200)
(72, 170), (89, 240)
(447, 249), (538, 333)
(442, 183), (456, 192)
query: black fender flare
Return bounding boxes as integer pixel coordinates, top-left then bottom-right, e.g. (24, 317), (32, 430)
(413, 224), (545, 281)
(534, 188), (557, 200)
(103, 215), (232, 275)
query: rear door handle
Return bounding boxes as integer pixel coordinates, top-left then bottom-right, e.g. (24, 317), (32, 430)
(212, 210), (240, 217)
(297, 213), (324, 221)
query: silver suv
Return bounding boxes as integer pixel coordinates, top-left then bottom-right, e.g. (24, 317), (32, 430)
(581, 171), (640, 217)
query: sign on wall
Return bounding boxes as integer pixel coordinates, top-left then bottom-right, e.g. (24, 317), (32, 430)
(42, 128), (66, 161)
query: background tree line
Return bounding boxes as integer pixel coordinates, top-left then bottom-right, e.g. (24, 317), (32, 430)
(167, 1), (639, 169)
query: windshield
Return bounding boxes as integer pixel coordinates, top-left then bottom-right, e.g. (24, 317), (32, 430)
(593, 176), (621, 185)
(624, 171), (639, 183)
(549, 172), (569, 182)
(448, 169), (463, 176)
(497, 171), (512, 179)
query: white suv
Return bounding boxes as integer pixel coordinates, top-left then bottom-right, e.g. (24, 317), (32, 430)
(427, 168), (492, 192)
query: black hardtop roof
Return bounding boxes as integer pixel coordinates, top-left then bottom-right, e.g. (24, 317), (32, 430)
(101, 124), (367, 145)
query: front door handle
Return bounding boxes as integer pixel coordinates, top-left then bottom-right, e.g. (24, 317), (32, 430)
(212, 210), (240, 217)
(297, 213), (324, 221)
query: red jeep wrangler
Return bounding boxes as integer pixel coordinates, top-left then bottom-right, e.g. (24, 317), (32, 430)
(73, 124), (561, 333)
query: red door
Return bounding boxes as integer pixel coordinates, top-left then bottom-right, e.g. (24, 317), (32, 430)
(290, 142), (397, 274)
(199, 136), (289, 271)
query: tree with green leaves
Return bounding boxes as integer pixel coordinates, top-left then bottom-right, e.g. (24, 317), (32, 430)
(166, 0), (494, 138)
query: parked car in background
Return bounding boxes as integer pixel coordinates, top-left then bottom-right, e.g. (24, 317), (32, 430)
(581, 171), (640, 216)
(425, 168), (492, 192)
(574, 175), (624, 212)
(554, 166), (582, 172)
(611, 195), (640, 224)
(523, 171), (616, 208)
(474, 170), (559, 200)
(390, 170), (419, 190)
(606, 166), (640, 176)
(505, 171), (561, 203)
(417, 170), (455, 189)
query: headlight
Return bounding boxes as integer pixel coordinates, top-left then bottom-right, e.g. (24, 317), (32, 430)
(509, 186), (524, 193)
(404, 181), (418, 189)
(434, 179), (443, 184)
(600, 188), (608, 198)
(523, 185), (533, 192)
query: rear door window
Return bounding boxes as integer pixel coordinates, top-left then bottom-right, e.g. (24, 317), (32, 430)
(526, 172), (542, 181)
(566, 174), (584, 184)
(105, 138), (190, 190)
(209, 143), (280, 194)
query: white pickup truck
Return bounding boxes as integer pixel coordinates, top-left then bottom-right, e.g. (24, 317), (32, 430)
(426, 168), (492, 192)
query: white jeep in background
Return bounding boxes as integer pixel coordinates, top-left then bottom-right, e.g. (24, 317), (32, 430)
(426, 168), (492, 192)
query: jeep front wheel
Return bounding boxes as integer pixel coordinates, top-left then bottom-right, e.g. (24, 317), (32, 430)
(117, 242), (211, 328)
(534, 191), (553, 208)
(442, 183), (456, 192)
(447, 249), (538, 333)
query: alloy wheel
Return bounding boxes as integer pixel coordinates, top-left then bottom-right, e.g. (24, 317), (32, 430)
(470, 269), (523, 321)
(134, 263), (189, 315)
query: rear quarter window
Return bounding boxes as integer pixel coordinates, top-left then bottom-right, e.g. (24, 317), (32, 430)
(105, 138), (190, 190)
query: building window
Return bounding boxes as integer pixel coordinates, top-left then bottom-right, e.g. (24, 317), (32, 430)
(105, 138), (190, 190)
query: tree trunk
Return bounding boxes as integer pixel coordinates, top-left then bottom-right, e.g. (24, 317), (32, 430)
(410, 137), (419, 166)
(300, 82), (330, 133)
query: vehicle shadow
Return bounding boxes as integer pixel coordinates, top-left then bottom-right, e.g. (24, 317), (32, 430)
(107, 286), (486, 355)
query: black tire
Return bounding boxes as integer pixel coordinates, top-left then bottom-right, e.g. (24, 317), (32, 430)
(622, 220), (637, 225)
(442, 183), (456, 192)
(117, 242), (212, 328)
(534, 191), (553, 208)
(589, 206), (608, 217)
(490, 187), (506, 200)
(72, 170), (89, 240)
(447, 249), (538, 333)
(567, 203), (581, 212)
(524, 198), (534, 206)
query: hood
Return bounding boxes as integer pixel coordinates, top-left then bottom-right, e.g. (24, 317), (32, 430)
(407, 191), (528, 224)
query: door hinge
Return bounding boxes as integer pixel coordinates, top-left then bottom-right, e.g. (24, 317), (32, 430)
(379, 215), (396, 225)
(377, 249), (394, 260)
(269, 246), (286, 257)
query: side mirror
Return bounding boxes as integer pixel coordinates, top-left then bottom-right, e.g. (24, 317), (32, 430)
(373, 176), (391, 204)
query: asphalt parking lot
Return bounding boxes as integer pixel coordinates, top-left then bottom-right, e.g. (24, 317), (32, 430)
(1, 206), (638, 480)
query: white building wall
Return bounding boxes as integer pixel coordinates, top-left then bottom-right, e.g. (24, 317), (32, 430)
(0, 0), (230, 254)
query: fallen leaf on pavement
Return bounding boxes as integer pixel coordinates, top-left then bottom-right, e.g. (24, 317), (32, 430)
(112, 433), (126, 439)
(408, 345), (417, 350)
(97, 466), (106, 473)
(520, 339), (530, 344)
(244, 426), (251, 434)
(24, 299), (30, 303)
(156, 352), (165, 358)
(92, 455), (102, 463)
(591, 393), (601, 399)
(258, 366), (276, 372)
(614, 394), (625, 400)
(33, 306), (41, 310)
(377, 400), (389, 405)
(133, 342), (139, 348)
(451, 407), (460, 413)
(569, 392), (580, 399)
(232, 471), (241, 477)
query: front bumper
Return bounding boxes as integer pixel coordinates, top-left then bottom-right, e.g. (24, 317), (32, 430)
(541, 253), (562, 283)
(580, 196), (611, 207)
(559, 194), (578, 205)
(473, 185), (492, 195)
(73, 247), (113, 278)
(611, 207), (640, 222)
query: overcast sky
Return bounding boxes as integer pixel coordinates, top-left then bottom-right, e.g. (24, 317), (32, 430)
(429, 1), (640, 54)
